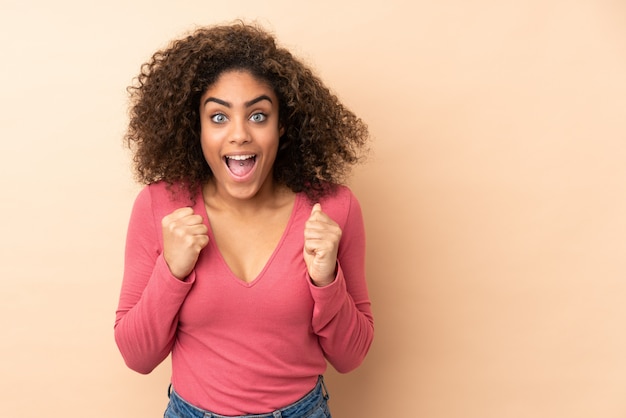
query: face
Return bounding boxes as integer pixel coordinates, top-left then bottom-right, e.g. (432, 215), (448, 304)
(199, 70), (284, 201)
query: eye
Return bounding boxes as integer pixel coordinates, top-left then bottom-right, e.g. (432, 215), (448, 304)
(250, 113), (267, 123)
(211, 113), (228, 123)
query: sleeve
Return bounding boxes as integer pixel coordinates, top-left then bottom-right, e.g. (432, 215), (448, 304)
(308, 190), (374, 373)
(113, 186), (196, 374)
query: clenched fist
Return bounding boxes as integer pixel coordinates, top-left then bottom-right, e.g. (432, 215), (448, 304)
(162, 207), (209, 280)
(303, 203), (342, 287)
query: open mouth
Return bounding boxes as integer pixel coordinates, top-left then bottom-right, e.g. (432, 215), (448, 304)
(225, 154), (257, 177)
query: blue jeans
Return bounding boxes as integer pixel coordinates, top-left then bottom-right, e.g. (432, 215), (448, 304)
(164, 376), (332, 418)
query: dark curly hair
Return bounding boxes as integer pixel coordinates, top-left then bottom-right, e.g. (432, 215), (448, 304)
(125, 21), (369, 200)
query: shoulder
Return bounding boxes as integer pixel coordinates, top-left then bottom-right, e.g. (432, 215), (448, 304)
(314, 185), (363, 228)
(318, 184), (357, 205)
(134, 181), (198, 217)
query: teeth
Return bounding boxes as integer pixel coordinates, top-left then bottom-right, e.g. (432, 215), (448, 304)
(226, 154), (255, 161)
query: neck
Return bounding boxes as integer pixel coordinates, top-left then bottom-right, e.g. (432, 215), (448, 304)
(202, 179), (290, 215)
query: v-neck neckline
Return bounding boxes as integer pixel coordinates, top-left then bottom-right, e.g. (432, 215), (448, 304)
(198, 192), (302, 287)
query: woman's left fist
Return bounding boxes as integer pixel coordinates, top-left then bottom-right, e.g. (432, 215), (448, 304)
(303, 203), (342, 286)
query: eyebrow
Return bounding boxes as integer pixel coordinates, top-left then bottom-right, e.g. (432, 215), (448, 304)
(203, 94), (273, 108)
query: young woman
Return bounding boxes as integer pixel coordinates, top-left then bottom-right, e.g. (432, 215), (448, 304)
(114, 22), (374, 418)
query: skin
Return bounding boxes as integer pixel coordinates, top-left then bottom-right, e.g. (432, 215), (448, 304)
(162, 70), (341, 286)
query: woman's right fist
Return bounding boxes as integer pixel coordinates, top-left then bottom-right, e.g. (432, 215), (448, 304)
(162, 207), (209, 280)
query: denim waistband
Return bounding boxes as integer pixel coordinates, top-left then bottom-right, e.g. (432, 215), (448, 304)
(167, 376), (329, 418)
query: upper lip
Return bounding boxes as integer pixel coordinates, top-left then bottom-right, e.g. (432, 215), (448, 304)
(224, 153), (256, 160)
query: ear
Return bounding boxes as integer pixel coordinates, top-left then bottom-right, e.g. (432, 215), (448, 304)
(278, 125), (290, 151)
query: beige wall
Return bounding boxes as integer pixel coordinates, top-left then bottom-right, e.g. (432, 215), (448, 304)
(1, 1), (625, 416)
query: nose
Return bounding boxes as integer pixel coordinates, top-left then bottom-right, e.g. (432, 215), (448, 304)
(229, 117), (251, 145)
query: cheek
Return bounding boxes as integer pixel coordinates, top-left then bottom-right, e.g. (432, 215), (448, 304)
(262, 135), (280, 162)
(199, 135), (222, 166)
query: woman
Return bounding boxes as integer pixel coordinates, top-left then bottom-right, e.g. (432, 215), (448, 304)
(114, 22), (374, 418)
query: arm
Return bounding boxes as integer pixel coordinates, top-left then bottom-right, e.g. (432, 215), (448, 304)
(113, 186), (196, 374)
(307, 192), (374, 373)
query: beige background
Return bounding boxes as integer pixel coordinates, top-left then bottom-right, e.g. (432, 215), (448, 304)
(1, 0), (625, 417)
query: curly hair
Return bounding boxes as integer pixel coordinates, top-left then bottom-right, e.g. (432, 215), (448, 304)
(125, 21), (369, 200)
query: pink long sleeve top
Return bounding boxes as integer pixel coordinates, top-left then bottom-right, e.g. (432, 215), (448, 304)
(114, 181), (374, 415)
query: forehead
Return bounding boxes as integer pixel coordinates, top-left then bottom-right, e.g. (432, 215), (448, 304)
(202, 69), (276, 100)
